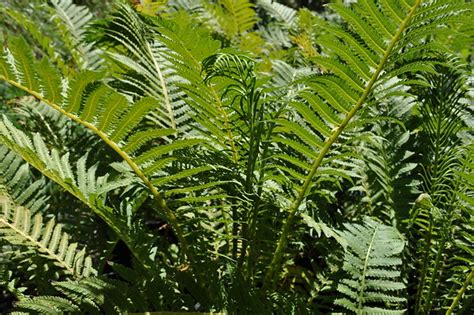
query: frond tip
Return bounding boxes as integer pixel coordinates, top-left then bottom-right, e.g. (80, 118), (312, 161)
(335, 218), (406, 314)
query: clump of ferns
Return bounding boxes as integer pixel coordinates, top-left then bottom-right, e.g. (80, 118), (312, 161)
(405, 61), (473, 313)
(0, 0), (473, 313)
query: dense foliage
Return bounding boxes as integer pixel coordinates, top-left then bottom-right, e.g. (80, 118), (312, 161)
(0, 0), (472, 313)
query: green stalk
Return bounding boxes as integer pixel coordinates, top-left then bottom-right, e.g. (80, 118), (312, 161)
(423, 237), (446, 312)
(446, 268), (474, 315)
(244, 102), (288, 281)
(239, 86), (265, 268)
(262, 0), (423, 289)
(357, 225), (379, 312)
(414, 213), (434, 314)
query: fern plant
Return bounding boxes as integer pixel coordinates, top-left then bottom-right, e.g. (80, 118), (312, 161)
(407, 63), (473, 314)
(263, 0), (472, 288)
(0, 0), (472, 313)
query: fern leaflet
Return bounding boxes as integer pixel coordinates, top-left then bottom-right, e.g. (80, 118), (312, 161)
(0, 194), (96, 278)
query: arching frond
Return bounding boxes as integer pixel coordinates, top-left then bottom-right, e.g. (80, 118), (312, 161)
(14, 277), (131, 313)
(0, 118), (156, 267)
(14, 274), (182, 313)
(93, 4), (179, 131)
(147, 16), (243, 163)
(15, 296), (80, 313)
(0, 32), (223, 264)
(94, 4), (238, 156)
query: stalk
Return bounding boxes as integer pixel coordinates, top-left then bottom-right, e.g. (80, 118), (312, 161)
(446, 269), (474, 315)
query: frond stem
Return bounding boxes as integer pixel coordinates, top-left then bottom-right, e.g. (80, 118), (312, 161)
(414, 211), (434, 313)
(358, 225), (379, 312)
(145, 41), (176, 129)
(211, 87), (240, 163)
(446, 268), (474, 315)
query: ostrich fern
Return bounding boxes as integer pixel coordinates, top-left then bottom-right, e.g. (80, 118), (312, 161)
(263, 0), (472, 288)
(0, 0), (472, 313)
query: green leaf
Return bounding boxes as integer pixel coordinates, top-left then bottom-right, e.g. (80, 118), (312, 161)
(110, 97), (158, 142)
(0, 194), (97, 278)
(65, 71), (102, 114)
(135, 138), (204, 165)
(8, 36), (39, 91)
(36, 58), (63, 104)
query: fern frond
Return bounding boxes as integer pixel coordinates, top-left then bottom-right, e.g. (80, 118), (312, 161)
(13, 274), (168, 313)
(334, 218), (406, 314)
(350, 95), (419, 221)
(94, 4), (178, 130)
(0, 146), (49, 213)
(0, 120), (157, 267)
(0, 6), (70, 75)
(15, 296), (80, 313)
(263, 0), (472, 288)
(443, 145), (474, 314)
(257, 0), (296, 26)
(0, 193), (96, 278)
(205, 0), (259, 39)
(49, 0), (103, 70)
(133, 11), (244, 165)
(0, 31), (219, 264)
(0, 124), (118, 201)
